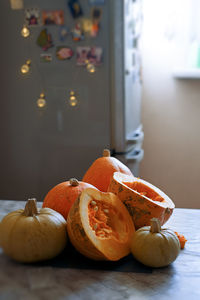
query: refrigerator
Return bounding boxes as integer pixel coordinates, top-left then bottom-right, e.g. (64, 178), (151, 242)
(0, 0), (143, 200)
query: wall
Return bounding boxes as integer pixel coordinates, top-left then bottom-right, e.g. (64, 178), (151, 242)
(140, 0), (200, 208)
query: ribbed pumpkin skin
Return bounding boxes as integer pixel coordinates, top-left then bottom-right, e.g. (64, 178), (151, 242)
(43, 180), (96, 220)
(83, 156), (133, 192)
(0, 202), (67, 263)
(108, 172), (175, 229)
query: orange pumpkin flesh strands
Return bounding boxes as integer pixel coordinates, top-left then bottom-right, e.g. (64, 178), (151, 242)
(108, 172), (175, 229)
(67, 188), (135, 261)
(174, 232), (187, 249)
(42, 178), (96, 220)
(82, 149), (134, 192)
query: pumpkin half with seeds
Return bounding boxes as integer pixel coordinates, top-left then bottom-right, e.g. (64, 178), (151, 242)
(108, 172), (175, 229)
(67, 188), (135, 261)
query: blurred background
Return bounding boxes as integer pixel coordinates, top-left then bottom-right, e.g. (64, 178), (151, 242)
(0, 0), (199, 208)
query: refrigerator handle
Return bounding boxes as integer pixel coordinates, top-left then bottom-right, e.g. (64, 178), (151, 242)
(126, 148), (144, 162)
(126, 130), (144, 143)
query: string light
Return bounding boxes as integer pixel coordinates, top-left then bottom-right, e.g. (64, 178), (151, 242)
(37, 93), (46, 108)
(69, 90), (78, 107)
(21, 25), (30, 38)
(20, 59), (31, 74)
(85, 59), (96, 73)
(86, 63), (96, 73)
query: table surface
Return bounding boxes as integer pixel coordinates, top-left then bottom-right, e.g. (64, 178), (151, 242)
(0, 200), (200, 300)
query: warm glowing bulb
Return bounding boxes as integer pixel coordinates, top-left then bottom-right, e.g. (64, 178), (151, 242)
(21, 64), (30, 74)
(69, 97), (78, 107)
(21, 25), (30, 38)
(86, 63), (96, 73)
(21, 60), (31, 74)
(70, 96), (76, 101)
(37, 93), (46, 108)
(70, 90), (75, 96)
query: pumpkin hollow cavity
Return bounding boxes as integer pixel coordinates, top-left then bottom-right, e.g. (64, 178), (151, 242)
(88, 200), (128, 242)
(124, 181), (165, 204)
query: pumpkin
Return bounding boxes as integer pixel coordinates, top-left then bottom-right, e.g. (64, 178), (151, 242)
(131, 218), (180, 267)
(108, 172), (175, 229)
(67, 188), (135, 261)
(82, 149), (134, 192)
(0, 198), (67, 263)
(43, 178), (96, 220)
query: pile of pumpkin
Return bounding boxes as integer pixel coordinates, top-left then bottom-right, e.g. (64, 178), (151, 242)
(0, 149), (187, 268)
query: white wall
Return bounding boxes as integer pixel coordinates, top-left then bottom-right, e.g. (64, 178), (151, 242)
(140, 0), (200, 208)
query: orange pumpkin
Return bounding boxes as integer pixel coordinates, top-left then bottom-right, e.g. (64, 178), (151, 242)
(67, 188), (135, 261)
(82, 149), (133, 192)
(108, 172), (175, 229)
(42, 178), (96, 220)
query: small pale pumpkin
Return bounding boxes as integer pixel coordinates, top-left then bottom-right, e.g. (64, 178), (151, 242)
(108, 172), (175, 229)
(67, 188), (135, 261)
(0, 198), (67, 263)
(131, 218), (181, 267)
(82, 149), (134, 192)
(43, 178), (96, 220)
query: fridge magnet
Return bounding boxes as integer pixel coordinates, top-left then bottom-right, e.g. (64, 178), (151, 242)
(68, 0), (83, 19)
(37, 29), (54, 51)
(56, 46), (74, 60)
(42, 10), (64, 25)
(10, 0), (24, 10)
(76, 46), (102, 66)
(82, 18), (93, 33)
(59, 26), (69, 41)
(90, 23), (99, 37)
(71, 23), (84, 41)
(91, 7), (102, 24)
(40, 54), (52, 62)
(89, 0), (105, 5)
(25, 8), (40, 26)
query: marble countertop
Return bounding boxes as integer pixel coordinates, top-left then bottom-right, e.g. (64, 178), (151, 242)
(0, 200), (200, 300)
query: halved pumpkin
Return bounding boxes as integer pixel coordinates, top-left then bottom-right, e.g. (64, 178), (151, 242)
(67, 188), (135, 261)
(108, 172), (175, 229)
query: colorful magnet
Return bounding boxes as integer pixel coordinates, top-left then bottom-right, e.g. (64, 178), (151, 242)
(59, 25), (69, 41)
(42, 10), (64, 25)
(82, 19), (93, 33)
(37, 29), (54, 51)
(71, 23), (84, 41)
(56, 46), (73, 60)
(76, 46), (102, 66)
(40, 54), (52, 62)
(68, 0), (83, 19)
(91, 7), (102, 24)
(10, 0), (24, 10)
(90, 23), (99, 37)
(25, 8), (40, 26)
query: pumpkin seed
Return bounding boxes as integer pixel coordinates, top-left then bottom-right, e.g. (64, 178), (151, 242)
(93, 223), (98, 230)
(103, 209), (109, 214)
(91, 200), (96, 206)
(94, 206), (98, 211)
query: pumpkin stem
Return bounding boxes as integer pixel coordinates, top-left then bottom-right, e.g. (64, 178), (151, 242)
(103, 149), (110, 157)
(23, 198), (38, 216)
(69, 178), (79, 186)
(150, 218), (161, 233)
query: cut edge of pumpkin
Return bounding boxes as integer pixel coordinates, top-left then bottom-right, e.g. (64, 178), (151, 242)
(113, 172), (175, 209)
(79, 188), (135, 261)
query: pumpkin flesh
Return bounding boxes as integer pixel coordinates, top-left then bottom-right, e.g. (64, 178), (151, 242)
(108, 172), (175, 229)
(67, 188), (135, 261)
